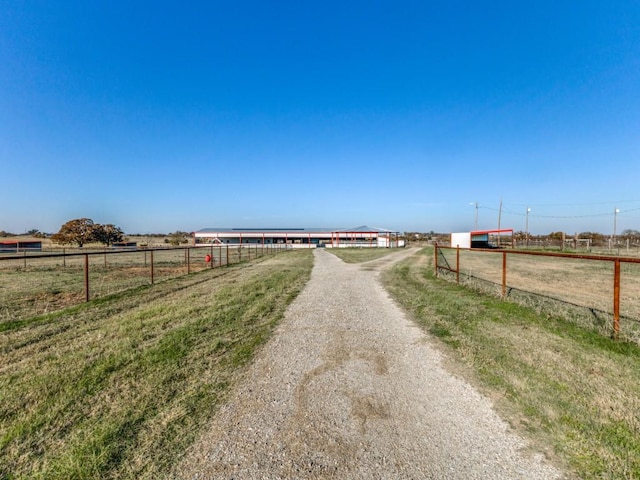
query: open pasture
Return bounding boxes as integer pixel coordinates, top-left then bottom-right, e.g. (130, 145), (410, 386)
(0, 244), (284, 325)
(436, 247), (640, 343)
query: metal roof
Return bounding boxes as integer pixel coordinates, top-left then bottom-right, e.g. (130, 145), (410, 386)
(196, 227), (340, 234)
(334, 225), (396, 233)
(195, 226), (398, 234)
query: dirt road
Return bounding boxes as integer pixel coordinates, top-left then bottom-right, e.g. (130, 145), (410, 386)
(177, 248), (563, 479)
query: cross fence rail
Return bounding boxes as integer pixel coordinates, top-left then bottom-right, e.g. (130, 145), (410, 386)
(434, 245), (640, 342)
(0, 243), (289, 324)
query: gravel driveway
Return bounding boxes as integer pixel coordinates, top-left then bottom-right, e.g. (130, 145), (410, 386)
(177, 248), (563, 479)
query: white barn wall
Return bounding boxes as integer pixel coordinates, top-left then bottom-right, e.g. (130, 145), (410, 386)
(451, 232), (471, 249)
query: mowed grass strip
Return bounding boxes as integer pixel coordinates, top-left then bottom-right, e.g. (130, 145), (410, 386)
(0, 250), (313, 479)
(383, 247), (640, 480)
(327, 247), (398, 263)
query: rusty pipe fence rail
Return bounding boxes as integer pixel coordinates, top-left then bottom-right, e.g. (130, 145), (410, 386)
(0, 243), (290, 324)
(434, 245), (640, 341)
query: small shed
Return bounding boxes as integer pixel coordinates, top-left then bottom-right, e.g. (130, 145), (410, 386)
(450, 229), (513, 249)
(0, 240), (42, 253)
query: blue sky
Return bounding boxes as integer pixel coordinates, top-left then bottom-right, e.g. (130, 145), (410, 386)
(1, 1), (639, 235)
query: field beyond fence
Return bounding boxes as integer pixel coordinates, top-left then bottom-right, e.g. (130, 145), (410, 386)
(0, 243), (289, 325)
(435, 245), (640, 344)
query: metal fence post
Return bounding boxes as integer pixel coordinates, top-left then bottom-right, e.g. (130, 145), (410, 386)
(150, 250), (155, 285)
(84, 253), (90, 302)
(613, 258), (620, 339)
(502, 251), (507, 299)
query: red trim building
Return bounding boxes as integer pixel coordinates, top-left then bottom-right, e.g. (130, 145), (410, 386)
(194, 226), (403, 248)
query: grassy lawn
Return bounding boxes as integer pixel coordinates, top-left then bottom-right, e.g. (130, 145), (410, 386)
(383, 247), (640, 479)
(0, 250), (313, 479)
(327, 247), (398, 263)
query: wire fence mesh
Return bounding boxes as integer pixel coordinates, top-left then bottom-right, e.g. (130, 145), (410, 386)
(435, 246), (640, 344)
(0, 244), (288, 325)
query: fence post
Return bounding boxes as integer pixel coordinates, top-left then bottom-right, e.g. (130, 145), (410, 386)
(434, 244), (439, 277)
(84, 253), (90, 302)
(502, 251), (507, 299)
(150, 250), (155, 285)
(210, 245), (214, 269)
(456, 245), (460, 284)
(24, 251), (27, 269)
(187, 247), (191, 274)
(63, 248), (66, 267)
(613, 258), (620, 339)
(226, 244), (229, 266)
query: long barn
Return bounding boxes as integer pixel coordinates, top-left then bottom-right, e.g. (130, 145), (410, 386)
(194, 226), (403, 248)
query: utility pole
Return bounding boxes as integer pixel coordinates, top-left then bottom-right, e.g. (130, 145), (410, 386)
(525, 207), (531, 247)
(473, 202), (478, 230)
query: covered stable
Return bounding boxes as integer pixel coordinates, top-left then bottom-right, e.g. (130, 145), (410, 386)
(194, 226), (403, 248)
(450, 229), (514, 249)
(0, 240), (42, 253)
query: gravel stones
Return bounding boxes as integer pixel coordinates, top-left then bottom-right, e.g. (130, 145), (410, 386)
(177, 249), (563, 479)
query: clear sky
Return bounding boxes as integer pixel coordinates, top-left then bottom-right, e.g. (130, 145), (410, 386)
(1, 1), (639, 235)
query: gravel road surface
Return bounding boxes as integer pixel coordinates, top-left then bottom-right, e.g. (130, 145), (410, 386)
(177, 248), (563, 479)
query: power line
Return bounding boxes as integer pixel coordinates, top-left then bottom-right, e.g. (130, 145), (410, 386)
(502, 200), (640, 208)
(480, 206), (640, 219)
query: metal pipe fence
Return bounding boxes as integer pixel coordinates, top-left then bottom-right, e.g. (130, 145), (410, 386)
(0, 244), (289, 324)
(434, 245), (640, 343)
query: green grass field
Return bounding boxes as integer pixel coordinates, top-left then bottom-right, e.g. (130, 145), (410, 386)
(384, 247), (640, 479)
(0, 250), (313, 479)
(0, 245), (277, 325)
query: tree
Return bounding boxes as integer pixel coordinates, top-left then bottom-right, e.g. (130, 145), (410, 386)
(167, 231), (190, 246)
(51, 218), (96, 247)
(93, 224), (124, 246)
